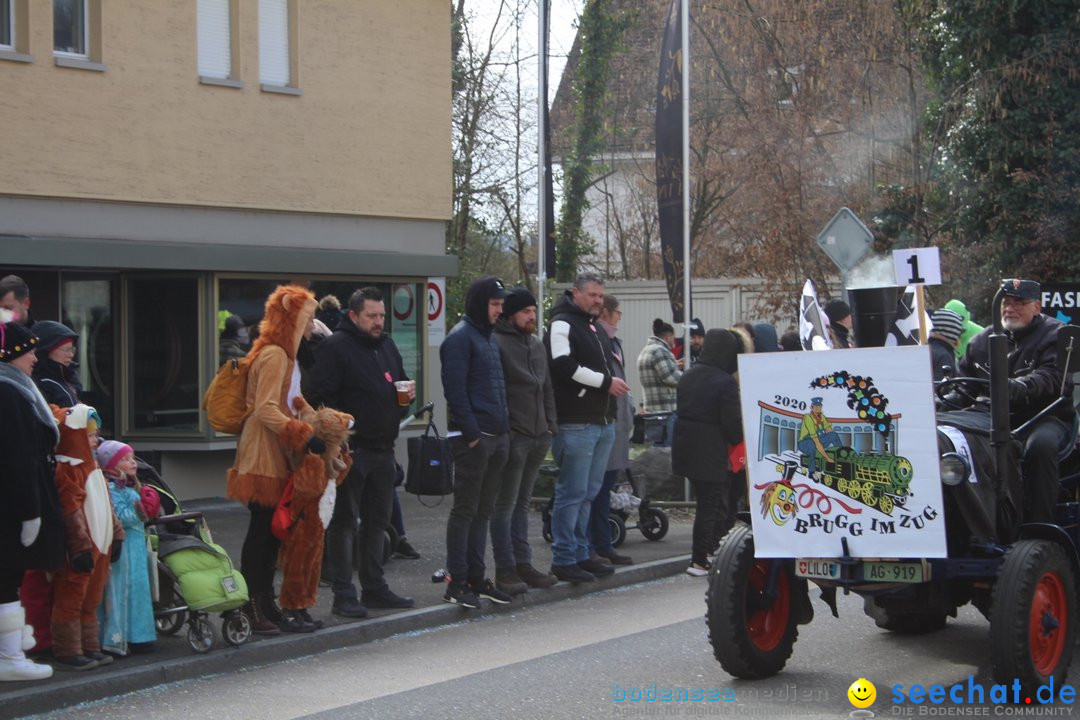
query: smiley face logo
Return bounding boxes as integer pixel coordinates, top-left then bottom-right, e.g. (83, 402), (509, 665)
(847, 677), (876, 708)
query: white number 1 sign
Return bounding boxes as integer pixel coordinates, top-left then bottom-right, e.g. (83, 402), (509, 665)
(892, 247), (942, 286)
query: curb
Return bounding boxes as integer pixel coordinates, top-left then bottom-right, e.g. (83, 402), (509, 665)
(7, 553), (691, 718)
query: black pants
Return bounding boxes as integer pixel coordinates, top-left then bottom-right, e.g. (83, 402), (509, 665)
(446, 434), (509, 584)
(0, 566), (23, 604)
(689, 478), (736, 565)
(327, 447), (396, 598)
(240, 503), (280, 597)
(1021, 417), (1069, 524)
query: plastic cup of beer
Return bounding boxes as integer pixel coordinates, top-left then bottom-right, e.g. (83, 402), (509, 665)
(394, 380), (414, 407)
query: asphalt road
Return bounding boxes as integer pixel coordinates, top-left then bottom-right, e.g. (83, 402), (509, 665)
(21, 575), (1080, 720)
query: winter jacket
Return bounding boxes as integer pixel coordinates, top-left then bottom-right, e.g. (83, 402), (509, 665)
(544, 291), (615, 425)
(637, 336), (681, 412)
(958, 313), (1073, 426)
(606, 332), (634, 472)
(493, 318), (557, 439)
(440, 278), (509, 442)
(33, 357), (82, 407)
(305, 319), (408, 452)
(929, 337), (956, 382)
(0, 364), (64, 571)
(672, 329), (743, 483)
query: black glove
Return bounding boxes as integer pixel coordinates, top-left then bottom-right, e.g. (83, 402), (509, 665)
(1008, 378), (1027, 403)
(307, 436), (327, 455)
(70, 551), (94, 573)
(110, 538), (123, 563)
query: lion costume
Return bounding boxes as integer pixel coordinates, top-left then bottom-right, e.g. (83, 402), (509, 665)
(278, 404), (354, 610)
(226, 285), (317, 632)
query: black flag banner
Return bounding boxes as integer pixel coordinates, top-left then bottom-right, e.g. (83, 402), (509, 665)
(800, 279), (833, 351)
(885, 285), (926, 346)
(541, 0), (556, 278)
(655, 0), (685, 322)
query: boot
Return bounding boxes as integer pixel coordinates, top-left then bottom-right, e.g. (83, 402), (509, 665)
(242, 599), (281, 636)
(0, 603), (52, 681)
(516, 563), (557, 589)
(494, 569), (528, 596)
(258, 591), (284, 625)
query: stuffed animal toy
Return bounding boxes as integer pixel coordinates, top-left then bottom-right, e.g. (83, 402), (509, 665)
(50, 404), (123, 670)
(278, 403), (354, 614)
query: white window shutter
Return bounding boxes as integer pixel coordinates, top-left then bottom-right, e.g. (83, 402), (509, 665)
(197, 0), (231, 79)
(259, 0), (289, 86)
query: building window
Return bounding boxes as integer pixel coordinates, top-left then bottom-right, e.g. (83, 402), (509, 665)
(258, 0), (298, 92)
(53, 0), (87, 57)
(126, 277), (202, 434)
(0, 1), (12, 49)
(62, 276), (116, 436)
(198, 0), (241, 86)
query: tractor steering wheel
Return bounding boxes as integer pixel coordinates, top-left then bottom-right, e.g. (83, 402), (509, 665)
(935, 376), (990, 410)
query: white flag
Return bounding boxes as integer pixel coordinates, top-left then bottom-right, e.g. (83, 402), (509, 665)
(885, 285), (930, 346)
(799, 279), (833, 351)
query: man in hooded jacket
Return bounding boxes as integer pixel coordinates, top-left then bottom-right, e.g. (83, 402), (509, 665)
(440, 276), (512, 608)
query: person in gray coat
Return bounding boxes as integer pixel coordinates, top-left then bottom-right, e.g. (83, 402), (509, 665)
(490, 289), (559, 593)
(672, 329), (744, 576)
(588, 294), (634, 565)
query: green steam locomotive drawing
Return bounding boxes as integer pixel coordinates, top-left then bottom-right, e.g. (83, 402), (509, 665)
(800, 446), (913, 514)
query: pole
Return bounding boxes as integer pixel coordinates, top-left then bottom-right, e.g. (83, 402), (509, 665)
(680, 0), (691, 503)
(536, 0), (548, 333)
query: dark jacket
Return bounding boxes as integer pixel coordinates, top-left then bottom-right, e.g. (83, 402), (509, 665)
(440, 277), (509, 441)
(672, 329), (743, 483)
(544, 291), (614, 425)
(958, 314), (1073, 426)
(0, 365), (65, 571)
(929, 337), (956, 382)
(606, 333), (634, 472)
(32, 357), (82, 408)
(305, 319), (408, 452)
(493, 317), (557, 438)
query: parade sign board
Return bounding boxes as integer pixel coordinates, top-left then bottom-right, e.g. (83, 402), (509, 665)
(739, 346), (947, 558)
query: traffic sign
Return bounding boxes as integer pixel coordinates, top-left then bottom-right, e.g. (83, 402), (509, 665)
(816, 208), (874, 273)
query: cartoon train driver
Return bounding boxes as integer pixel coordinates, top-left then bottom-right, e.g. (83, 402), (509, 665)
(760, 460), (800, 527)
(797, 396), (843, 479)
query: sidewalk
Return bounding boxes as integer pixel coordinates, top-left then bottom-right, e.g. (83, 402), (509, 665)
(5, 491), (693, 718)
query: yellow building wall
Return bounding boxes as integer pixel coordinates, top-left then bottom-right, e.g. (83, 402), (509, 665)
(0, 1), (450, 221)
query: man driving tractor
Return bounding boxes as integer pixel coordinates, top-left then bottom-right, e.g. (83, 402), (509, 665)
(954, 278), (1074, 523)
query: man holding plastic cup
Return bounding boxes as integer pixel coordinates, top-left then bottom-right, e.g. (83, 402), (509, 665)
(306, 286), (415, 618)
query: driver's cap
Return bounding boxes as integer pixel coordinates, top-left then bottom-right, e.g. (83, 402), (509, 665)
(1001, 278), (1040, 301)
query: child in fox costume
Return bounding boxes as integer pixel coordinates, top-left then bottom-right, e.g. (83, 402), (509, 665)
(277, 405), (354, 622)
(226, 285), (320, 635)
(51, 404), (123, 670)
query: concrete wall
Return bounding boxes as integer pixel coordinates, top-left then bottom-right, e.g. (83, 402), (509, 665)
(0, 1), (450, 221)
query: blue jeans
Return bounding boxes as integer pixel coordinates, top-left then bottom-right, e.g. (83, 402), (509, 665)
(797, 431), (841, 474)
(491, 431), (552, 571)
(550, 423), (616, 566)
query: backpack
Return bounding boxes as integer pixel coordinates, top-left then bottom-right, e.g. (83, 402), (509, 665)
(202, 357), (251, 434)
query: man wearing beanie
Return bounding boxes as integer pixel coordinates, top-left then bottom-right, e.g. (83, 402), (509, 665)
(687, 318), (706, 365)
(929, 309), (964, 381)
(440, 276), (512, 608)
(956, 278), (1071, 524)
(491, 289), (559, 595)
(823, 299), (855, 349)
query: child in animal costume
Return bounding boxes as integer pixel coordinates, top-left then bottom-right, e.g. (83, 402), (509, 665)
(50, 404), (124, 670)
(226, 285), (320, 635)
(277, 404), (353, 626)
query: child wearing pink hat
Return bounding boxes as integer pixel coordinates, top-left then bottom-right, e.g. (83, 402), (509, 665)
(95, 441), (157, 655)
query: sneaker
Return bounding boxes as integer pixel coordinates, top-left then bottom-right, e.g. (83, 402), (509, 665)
(494, 569), (528, 596)
(472, 578), (513, 605)
(85, 650), (113, 666)
(331, 597), (369, 619)
(516, 563), (558, 589)
(361, 587), (415, 609)
(596, 549), (634, 565)
(296, 609), (324, 630)
(393, 537), (421, 560)
(52, 654), (99, 671)
(550, 563), (596, 584)
(243, 599), (282, 635)
(578, 558), (615, 576)
(443, 582), (481, 609)
(686, 561), (712, 577)
(279, 609), (317, 633)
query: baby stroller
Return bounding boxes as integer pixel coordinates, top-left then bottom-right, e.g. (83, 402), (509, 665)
(138, 459), (253, 653)
(541, 468), (669, 547)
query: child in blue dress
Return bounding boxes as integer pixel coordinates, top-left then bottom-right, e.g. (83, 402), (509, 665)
(95, 441), (157, 655)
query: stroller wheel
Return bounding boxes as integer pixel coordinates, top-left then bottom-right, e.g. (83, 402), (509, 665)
(187, 615), (215, 653)
(383, 526), (400, 565)
(222, 610), (252, 647)
(156, 608), (187, 636)
(640, 507), (669, 541)
(609, 514), (627, 548)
